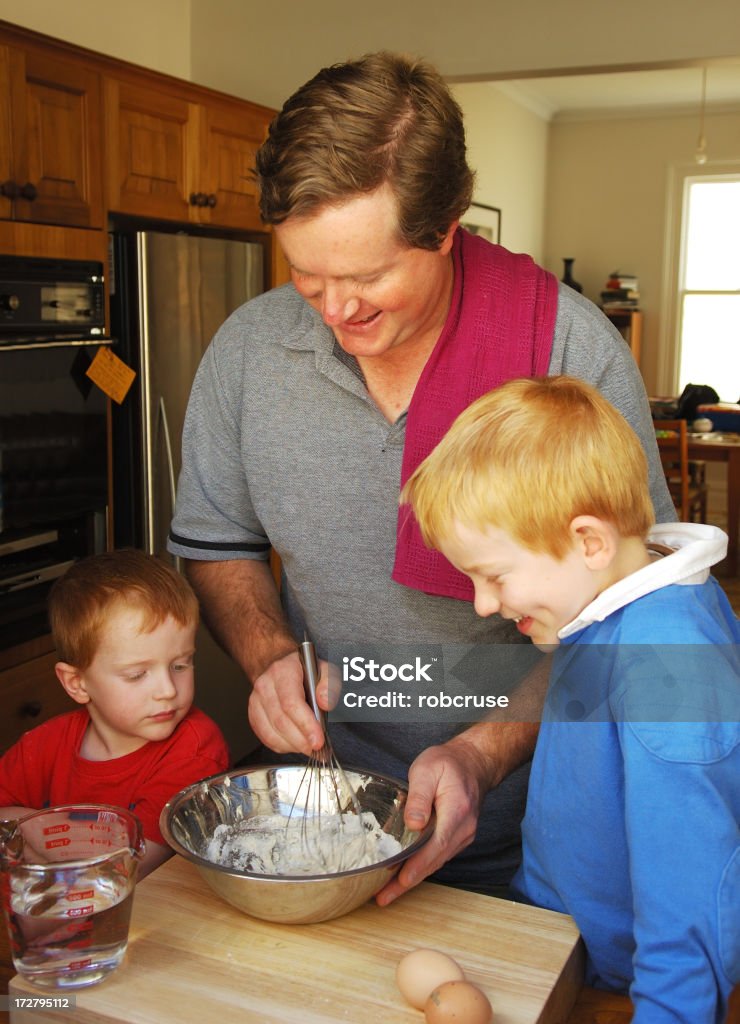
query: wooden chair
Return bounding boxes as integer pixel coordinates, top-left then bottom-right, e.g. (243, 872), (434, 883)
(654, 419), (709, 522)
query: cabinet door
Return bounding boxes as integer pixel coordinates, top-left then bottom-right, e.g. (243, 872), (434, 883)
(0, 652), (74, 755)
(5, 46), (103, 228)
(104, 77), (198, 222)
(197, 101), (267, 231)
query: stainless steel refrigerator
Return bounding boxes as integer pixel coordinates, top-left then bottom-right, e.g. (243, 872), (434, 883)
(110, 227), (268, 761)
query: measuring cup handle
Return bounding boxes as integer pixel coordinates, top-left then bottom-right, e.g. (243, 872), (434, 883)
(0, 818), (22, 863)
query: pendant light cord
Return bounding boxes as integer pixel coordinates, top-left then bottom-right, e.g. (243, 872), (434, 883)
(695, 67), (708, 165)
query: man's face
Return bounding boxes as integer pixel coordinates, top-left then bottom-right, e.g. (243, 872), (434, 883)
(275, 185), (457, 361)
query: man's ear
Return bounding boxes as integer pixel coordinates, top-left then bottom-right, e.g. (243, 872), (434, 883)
(569, 515), (618, 570)
(55, 662), (91, 705)
(438, 219), (459, 256)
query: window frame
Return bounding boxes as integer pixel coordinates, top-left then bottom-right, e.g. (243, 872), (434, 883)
(659, 160), (740, 396)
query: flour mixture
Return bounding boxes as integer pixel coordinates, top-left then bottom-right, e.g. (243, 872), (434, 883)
(205, 811), (403, 875)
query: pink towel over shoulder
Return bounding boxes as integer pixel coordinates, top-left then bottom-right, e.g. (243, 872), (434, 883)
(392, 227), (559, 601)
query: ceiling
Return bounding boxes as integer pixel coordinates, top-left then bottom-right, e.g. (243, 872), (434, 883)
(488, 64), (740, 121)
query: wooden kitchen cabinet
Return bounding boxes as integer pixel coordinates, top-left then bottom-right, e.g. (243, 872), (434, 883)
(0, 650), (74, 754)
(104, 74), (269, 232)
(0, 19), (274, 236)
(0, 40), (103, 228)
(103, 77), (196, 223)
(198, 100), (267, 231)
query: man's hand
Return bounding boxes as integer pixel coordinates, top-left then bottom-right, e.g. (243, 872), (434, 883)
(374, 717), (540, 906)
(375, 732), (494, 906)
(248, 650), (328, 755)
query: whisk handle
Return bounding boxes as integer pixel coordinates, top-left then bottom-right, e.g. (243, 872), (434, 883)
(300, 638), (327, 733)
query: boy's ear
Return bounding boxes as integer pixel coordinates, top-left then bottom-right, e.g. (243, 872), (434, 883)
(55, 662), (91, 705)
(569, 515), (618, 570)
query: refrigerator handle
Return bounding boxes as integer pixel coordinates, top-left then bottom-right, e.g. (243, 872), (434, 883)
(137, 234), (154, 555)
(156, 395), (183, 573)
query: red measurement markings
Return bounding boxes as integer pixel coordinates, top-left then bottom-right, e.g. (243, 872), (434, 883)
(65, 889), (95, 902)
(66, 905), (94, 918)
(42, 824), (70, 835)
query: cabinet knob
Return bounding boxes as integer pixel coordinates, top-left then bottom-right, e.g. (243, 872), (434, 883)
(20, 700), (42, 718)
(1, 179), (20, 199)
(206, 193), (217, 207)
(20, 182), (38, 201)
(189, 191), (211, 207)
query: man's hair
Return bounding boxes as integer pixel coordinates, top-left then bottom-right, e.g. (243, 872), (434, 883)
(255, 51), (475, 250)
(401, 376), (655, 559)
(48, 549), (199, 669)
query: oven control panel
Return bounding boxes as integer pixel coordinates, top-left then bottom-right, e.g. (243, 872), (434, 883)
(0, 256), (106, 336)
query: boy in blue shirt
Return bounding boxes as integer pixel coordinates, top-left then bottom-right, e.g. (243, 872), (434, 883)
(401, 375), (739, 1023)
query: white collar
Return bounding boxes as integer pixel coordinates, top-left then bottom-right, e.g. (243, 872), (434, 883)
(558, 523), (728, 640)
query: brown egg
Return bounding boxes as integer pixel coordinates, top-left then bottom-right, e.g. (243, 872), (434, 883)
(396, 948), (465, 1010)
(424, 980), (493, 1023)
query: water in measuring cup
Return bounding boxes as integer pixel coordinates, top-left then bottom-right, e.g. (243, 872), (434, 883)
(7, 868), (135, 989)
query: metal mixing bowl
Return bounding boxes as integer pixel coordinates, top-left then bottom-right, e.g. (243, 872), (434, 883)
(159, 764), (434, 924)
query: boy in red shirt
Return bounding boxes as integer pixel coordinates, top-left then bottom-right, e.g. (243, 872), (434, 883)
(0, 549), (229, 877)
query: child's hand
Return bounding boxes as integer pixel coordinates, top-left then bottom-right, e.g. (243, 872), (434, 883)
(0, 805), (37, 823)
(138, 839), (173, 879)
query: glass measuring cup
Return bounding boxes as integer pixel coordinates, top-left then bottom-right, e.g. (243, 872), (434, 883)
(0, 804), (145, 989)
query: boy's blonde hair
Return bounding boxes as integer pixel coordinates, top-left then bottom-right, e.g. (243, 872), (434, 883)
(401, 376), (655, 559)
(49, 549), (199, 669)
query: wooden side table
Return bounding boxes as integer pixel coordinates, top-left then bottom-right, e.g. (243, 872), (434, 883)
(604, 309), (642, 367)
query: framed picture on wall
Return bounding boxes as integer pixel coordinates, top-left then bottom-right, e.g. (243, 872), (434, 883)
(461, 202), (502, 244)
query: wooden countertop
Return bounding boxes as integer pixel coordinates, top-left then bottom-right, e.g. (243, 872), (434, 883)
(8, 856), (738, 1022)
(9, 855), (586, 1023)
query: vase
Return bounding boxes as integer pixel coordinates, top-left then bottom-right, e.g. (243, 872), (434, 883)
(561, 258), (583, 293)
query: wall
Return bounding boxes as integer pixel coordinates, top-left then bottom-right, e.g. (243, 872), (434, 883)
(188, 0), (740, 110)
(0, 0), (191, 78)
(452, 83), (548, 262)
(2, 0), (739, 108)
(545, 109), (740, 394)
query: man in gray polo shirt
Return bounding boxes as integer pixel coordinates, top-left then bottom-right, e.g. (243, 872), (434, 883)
(169, 52), (674, 903)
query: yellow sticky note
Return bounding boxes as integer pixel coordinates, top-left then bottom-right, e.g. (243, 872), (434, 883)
(86, 347), (136, 404)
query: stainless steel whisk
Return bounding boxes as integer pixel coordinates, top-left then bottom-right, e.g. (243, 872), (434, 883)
(287, 634), (368, 871)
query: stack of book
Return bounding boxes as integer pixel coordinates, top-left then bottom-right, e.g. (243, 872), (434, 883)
(600, 271), (640, 312)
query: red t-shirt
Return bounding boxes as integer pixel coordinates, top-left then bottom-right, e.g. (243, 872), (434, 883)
(0, 707), (230, 845)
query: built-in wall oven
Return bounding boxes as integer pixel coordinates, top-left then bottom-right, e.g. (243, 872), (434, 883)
(0, 256), (112, 651)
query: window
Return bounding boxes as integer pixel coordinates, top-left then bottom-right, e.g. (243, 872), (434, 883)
(676, 176), (740, 401)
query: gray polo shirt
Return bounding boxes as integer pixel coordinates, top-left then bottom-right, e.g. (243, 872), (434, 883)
(170, 281), (675, 892)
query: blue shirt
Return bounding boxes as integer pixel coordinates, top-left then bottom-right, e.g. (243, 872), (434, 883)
(512, 577), (740, 1024)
